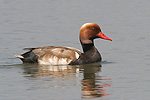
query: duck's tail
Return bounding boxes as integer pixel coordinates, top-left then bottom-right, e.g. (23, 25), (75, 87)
(14, 55), (24, 59)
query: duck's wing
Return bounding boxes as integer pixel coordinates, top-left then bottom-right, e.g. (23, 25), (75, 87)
(33, 46), (81, 65)
(15, 46), (81, 65)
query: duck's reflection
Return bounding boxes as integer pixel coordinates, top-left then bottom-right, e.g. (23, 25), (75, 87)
(22, 63), (111, 98)
(23, 64), (79, 83)
(80, 63), (111, 98)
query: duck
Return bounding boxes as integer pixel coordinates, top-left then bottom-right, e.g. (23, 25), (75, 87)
(15, 23), (112, 65)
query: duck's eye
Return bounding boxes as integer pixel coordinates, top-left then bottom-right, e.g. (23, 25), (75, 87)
(91, 27), (96, 31)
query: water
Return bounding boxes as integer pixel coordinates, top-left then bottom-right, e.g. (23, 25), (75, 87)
(0, 0), (150, 100)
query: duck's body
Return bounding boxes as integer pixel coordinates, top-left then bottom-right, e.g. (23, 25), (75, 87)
(16, 46), (81, 65)
(15, 23), (112, 65)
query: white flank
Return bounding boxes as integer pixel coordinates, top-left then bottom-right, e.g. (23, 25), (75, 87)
(75, 52), (80, 59)
(38, 47), (81, 65)
(38, 56), (71, 65)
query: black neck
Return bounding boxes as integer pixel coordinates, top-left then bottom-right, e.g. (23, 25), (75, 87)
(81, 43), (95, 53)
(69, 42), (101, 65)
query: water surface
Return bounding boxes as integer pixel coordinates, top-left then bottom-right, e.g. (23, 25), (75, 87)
(0, 0), (150, 100)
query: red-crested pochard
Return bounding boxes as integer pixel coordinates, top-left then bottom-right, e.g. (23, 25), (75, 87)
(15, 23), (112, 65)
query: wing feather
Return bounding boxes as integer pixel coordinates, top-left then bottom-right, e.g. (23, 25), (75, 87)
(31, 46), (81, 65)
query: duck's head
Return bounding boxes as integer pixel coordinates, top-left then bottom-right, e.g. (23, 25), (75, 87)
(79, 23), (112, 44)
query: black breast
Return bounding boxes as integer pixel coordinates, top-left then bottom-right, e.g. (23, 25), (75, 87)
(69, 44), (101, 65)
